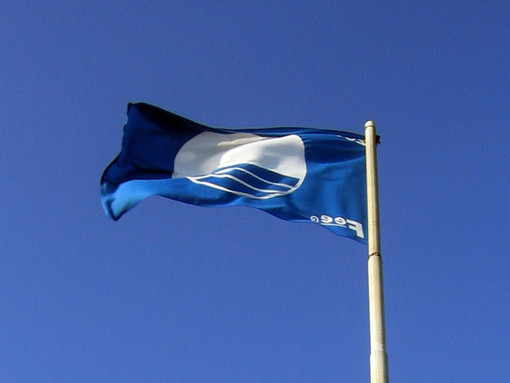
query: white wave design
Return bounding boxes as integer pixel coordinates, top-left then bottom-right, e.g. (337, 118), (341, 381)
(173, 132), (306, 199)
(188, 166), (297, 199)
(194, 166), (295, 190)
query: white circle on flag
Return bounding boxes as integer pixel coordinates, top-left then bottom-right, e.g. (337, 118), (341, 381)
(172, 132), (306, 199)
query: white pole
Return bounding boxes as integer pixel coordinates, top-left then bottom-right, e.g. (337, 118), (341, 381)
(365, 121), (389, 383)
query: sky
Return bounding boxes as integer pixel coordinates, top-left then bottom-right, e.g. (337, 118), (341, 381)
(1, 1), (509, 382)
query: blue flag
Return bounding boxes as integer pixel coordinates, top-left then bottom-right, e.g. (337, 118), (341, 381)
(101, 103), (368, 243)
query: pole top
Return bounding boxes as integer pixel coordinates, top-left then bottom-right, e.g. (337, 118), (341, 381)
(365, 120), (376, 129)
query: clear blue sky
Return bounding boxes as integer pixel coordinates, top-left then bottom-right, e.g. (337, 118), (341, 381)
(2, 1), (509, 382)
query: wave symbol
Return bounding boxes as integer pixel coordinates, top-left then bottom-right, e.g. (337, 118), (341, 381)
(173, 132), (307, 199)
(188, 163), (301, 199)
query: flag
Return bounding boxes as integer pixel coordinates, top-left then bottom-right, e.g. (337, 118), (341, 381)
(101, 103), (368, 243)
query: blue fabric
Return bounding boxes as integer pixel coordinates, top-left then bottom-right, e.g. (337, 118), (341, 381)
(101, 103), (368, 243)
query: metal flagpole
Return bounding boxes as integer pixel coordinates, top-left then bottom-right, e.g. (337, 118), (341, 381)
(365, 121), (389, 383)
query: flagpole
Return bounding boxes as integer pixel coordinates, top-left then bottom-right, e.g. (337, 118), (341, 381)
(365, 121), (389, 383)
